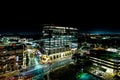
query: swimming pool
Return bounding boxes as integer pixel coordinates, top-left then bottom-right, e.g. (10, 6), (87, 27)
(76, 72), (101, 80)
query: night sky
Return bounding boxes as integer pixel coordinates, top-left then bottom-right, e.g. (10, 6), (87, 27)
(1, 13), (120, 34)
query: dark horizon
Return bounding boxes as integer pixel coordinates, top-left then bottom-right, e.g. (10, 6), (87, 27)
(1, 15), (120, 34)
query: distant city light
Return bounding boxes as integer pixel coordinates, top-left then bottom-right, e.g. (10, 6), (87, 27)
(106, 48), (118, 52)
(16, 56), (19, 61)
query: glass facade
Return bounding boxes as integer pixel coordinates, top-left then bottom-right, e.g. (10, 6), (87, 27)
(42, 26), (78, 55)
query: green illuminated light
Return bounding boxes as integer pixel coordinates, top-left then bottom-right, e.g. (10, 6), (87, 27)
(34, 57), (39, 65)
(76, 72), (100, 80)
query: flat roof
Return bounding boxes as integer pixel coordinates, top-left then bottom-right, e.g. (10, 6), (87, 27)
(90, 50), (120, 62)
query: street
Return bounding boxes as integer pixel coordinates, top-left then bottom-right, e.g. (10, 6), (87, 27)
(43, 56), (73, 73)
